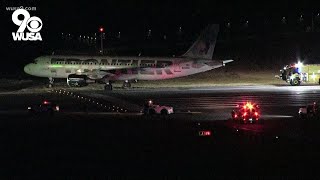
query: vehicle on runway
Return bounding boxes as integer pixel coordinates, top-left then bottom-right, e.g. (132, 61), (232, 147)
(231, 102), (260, 123)
(299, 102), (320, 119)
(24, 24), (233, 90)
(142, 100), (174, 115)
(278, 62), (320, 86)
(28, 100), (60, 115)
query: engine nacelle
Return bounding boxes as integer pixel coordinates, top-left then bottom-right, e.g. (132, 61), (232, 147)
(67, 74), (88, 87)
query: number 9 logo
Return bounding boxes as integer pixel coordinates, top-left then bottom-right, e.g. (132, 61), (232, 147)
(12, 9), (42, 33)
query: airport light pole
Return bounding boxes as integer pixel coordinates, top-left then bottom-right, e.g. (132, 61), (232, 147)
(99, 27), (104, 55)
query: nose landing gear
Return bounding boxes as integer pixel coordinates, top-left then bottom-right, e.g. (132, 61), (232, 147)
(48, 77), (54, 88)
(122, 80), (131, 89)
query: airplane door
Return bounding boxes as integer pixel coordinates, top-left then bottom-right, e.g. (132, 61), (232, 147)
(50, 68), (57, 77)
(48, 61), (58, 77)
(174, 63), (181, 72)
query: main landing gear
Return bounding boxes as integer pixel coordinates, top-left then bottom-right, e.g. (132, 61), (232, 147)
(104, 80), (134, 91)
(104, 81), (113, 91)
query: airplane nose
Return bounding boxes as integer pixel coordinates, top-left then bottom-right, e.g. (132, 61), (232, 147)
(24, 64), (31, 74)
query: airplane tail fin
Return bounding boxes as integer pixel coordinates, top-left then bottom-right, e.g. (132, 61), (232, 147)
(182, 24), (219, 60)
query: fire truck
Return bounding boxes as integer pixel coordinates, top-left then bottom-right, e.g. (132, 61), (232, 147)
(231, 102), (260, 123)
(278, 62), (320, 86)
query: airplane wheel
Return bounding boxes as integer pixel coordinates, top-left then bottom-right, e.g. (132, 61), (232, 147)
(290, 79), (300, 86)
(122, 82), (131, 89)
(161, 109), (168, 115)
(104, 84), (113, 91)
(149, 109), (156, 115)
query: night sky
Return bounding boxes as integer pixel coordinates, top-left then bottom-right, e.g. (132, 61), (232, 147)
(0, 0), (319, 73)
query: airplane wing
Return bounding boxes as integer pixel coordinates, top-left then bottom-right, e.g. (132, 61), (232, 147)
(76, 69), (111, 79)
(201, 59), (234, 67)
(76, 67), (150, 80)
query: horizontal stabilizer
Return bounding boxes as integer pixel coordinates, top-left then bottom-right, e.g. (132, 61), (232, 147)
(223, 60), (233, 64)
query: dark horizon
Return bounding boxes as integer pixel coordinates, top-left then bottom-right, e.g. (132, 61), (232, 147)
(2, 0), (320, 73)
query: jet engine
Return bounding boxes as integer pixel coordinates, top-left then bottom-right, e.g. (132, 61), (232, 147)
(67, 74), (88, 87)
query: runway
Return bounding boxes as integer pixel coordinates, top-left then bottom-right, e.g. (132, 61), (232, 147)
(1, 85), (320, 175)
(2, 85), (319, 119)
(75, 85), (320, 120)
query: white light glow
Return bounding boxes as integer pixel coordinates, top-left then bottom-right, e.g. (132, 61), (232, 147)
(295, 61), (303, 68)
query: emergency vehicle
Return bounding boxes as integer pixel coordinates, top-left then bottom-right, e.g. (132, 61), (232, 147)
(142, 100), (174, 115)
(231, 102), (260, 123)
(278, 62), (320, 86)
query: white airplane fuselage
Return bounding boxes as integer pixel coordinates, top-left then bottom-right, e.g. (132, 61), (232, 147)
(23, 25), (233, 84)
(24, 55), (226, 81)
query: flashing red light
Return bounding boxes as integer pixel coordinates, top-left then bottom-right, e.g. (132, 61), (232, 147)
(246, 102), (253, 110)
(99, 27), (104, 32)
(241, 102), (258, 110)
(243, 112), (247, 116)
(254, 112), (259, 116)
(234, 114), (238, 118)
(205, 131), (211, 136)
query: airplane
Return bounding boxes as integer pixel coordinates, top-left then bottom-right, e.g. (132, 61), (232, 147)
(24, 24), (233, 90)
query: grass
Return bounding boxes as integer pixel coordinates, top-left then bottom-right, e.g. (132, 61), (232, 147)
(0, 68), (301, 92)
(125, 69), (284, 88)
